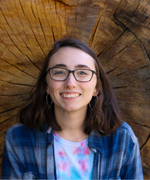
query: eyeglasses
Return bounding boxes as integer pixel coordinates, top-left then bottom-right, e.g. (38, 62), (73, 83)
(47, 67), (97, 82)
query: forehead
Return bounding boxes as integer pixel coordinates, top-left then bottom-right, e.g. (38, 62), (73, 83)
(48, 47), (96, 69)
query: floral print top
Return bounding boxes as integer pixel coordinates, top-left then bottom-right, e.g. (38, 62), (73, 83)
(54, 132), (94, 180)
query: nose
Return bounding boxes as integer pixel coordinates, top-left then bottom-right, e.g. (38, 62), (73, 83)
(64, 72), (77, 89)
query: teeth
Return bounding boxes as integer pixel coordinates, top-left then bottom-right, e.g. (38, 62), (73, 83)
(62, 93), (80, 97)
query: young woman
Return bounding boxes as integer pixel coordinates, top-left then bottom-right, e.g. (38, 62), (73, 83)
(1, 38), (143, 179)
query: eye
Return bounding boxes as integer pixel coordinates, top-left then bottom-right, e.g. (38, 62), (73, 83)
(77, 70), (89, 75)
(54, 70), (65, 75)
(52, 68), (67, 76)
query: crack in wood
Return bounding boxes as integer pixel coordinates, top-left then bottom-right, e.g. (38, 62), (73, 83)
(0, 104), (23, 115)
(0, 99), (27, 107)
(114, 8), (150, 62)
(106, 67), (117, 74)
(51, 26), (55, 42)
(0, 93), (29, 97)
(113, 86), (129, 89)
(0, 101), (27, 107)
(127, 120), (150, 129)
(116, 90), (149, 94)
(115, 59), (146, 77)
(97, 27), (127, 57)
(2, 2), (34, 57)
(38, 18), (49, 49)
(0, 67), (23, 80)
(0, 56), (36, 79)
(30, 0), (37, 20)
(130, 2), (140, 17)
(140, 133), (150, 150)
(0, 115), (17, 125)
(0, 141), (4, 146)
(18, 0), (47, 59)
(89, 1), (106, 45)
(0, 79), (35, 87)
(7, 0), (45, 69)
(103, 44), (129, 65)
(138, 64), (150, 70)
(17, 0), (26, 17)
(103, 36), (136, 66)
(63, 1), (68, 35)
(0, 7), (21, 44)
(145, 88), (150, 91)
(0, 18), (41, 73)
(143, 77), (150, 82)
(0, 36), (28, 64)
(36, 0), (50, 49)
(57, 0), (77, 7)
(94, 0), (126, 54)
(0, 12), (27, 61)
(55, 0), (62, 36)
(49, 0), (58, 39)
(113, 0), (122, 16)
(106, 52), (141, 75)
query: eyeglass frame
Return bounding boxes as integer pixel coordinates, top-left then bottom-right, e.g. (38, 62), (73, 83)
(47, 67), (97, 82)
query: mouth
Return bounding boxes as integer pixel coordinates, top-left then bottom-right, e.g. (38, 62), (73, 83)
(60, 93), (81, 98)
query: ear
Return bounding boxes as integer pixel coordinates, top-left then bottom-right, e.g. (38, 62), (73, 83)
(46, 86), (49, 95)
(93, 87), (99, 97)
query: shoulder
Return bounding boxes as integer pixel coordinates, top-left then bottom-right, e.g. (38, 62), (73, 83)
(5, 124), (34, 146)
(6, 123), (34, 136)
(105, 121), (139, 152)
(89, 121), (138, 153)
(116, 121), (138, 144)
(107, 121), (138, 147)
(5, 123), (48, 143)
(91, 121), (137, 141)
(7, 123), (25, 133)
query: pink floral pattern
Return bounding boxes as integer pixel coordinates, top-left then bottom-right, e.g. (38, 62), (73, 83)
(54, 132), (94, 180)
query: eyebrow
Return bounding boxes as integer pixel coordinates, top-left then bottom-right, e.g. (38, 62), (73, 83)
(52, 64), (67, 68)
(52, 64), (91, 69)
(75, 64), (90, 69)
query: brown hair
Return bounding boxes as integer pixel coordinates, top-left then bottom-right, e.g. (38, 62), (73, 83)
(18, 38), (122, 135)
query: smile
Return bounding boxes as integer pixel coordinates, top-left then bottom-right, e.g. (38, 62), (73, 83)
(60, 93), (80, 98)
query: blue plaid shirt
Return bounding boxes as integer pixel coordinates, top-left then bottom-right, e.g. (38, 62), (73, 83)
(1, 122), (143, 179)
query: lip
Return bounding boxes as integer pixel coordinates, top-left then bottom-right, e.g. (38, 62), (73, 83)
(60, 92), (81, 98)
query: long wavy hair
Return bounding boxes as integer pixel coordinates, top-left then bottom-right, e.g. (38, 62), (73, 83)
(18, 38), (122, 135)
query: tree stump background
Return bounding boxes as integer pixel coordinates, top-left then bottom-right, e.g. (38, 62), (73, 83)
(0, 0), (150, 178)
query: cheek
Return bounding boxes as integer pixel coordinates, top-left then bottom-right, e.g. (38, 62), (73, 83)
(46, 84), (56, 102)
(84, 81), (97, 95)
(91, 78), (98, 92)
(46, 80), (62, 96)
(46, 78), (55, 95)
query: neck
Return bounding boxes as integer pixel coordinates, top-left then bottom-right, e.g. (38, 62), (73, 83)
(54, 107), (88, 141)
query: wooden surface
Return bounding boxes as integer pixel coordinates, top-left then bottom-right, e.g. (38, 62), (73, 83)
(0, 0), (150, 178)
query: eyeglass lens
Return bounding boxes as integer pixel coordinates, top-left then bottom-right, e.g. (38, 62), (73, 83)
(50, 68), (93, 82)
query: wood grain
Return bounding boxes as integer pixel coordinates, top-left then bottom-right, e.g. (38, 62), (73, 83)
(0, 0), (149, 177)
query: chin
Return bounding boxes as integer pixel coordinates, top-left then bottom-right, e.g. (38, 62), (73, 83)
(63, 105), (87, 113)
(63, 107), (78, 112)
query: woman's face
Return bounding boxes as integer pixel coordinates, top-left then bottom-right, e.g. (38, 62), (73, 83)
(46, 47), (98, 114)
